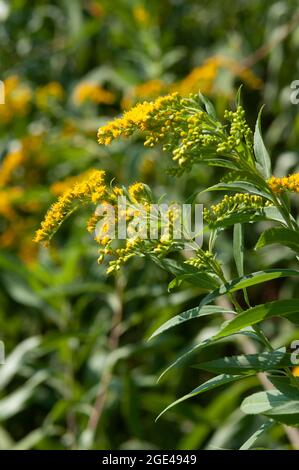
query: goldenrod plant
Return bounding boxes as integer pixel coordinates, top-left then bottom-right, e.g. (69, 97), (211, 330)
(36, 91), (299, 448)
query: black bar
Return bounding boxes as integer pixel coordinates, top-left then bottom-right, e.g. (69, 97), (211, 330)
(0, 450), (296, 467)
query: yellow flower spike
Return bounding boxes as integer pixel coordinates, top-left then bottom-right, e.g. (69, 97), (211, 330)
(128, 182), (146, 201)
(50, 169), (100, 196)
(97, 93), (179, 145)
(204, 193), (271, 227)
(293, 366), (299, 377)
(34, 169), (106, 245)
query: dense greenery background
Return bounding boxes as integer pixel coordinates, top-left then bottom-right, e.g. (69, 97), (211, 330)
(1, 0), (299, 449)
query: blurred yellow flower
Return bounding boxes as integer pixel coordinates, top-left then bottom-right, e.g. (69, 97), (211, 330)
(73, 82), (115, 105)
(0, 75), (32, 123)
(35, 82), (64, 109)
(122, 56), (262, 108)
(0, 149), (25, 186)
(50, 169), (99, 196)
(133, 6), (150, 25)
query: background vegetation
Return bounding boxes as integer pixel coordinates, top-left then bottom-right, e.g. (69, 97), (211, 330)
(1, 0), (299, 450)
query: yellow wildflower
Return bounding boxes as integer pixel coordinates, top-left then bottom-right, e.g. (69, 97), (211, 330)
(128, 182), (146, 201)
(97, 93), (179, 145)
(34, 170), (106, 245)
(50, 169), (98, 196)
(204, 193), (272, 228)
(293, 366), (299, 377)
(268, 174), (299, 194)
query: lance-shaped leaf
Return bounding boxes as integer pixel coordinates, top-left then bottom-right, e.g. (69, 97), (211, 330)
(241, 390), (299, 426)
(254, 106), (271, 178)
(156, 374), (248, 421)
(193, 349), (292, 375)
(214, 299), (299, 340)
(200, 269), (299, 307)
(239, 421), (274, 450)
(256, 227), (299, 254)
(148, 305), (235, 340)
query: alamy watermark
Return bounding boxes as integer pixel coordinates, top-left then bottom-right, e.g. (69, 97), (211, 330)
(291, 340), (299, 365)
(290, 80), (299, 104)
(93, 197), (203, 249)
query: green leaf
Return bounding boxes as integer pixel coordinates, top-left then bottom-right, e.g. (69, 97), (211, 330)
(236, 85), (243, 107)
(0, 372), (47, 421)
(255, 227), (299, 253)
(0, 337), (41, 391)
(241, 390), (299, 426)
(201, 269), (299, 307)
(262, 206), (288, 224)
(207, 209), (275, 230)
(148, 305), (235, 340)
(12, 426), (57, 450)
(158, 330), (262, 382)
(267, 375), (299, 399)
(215, 299), (299, 340)
(193, 349), (293, 374)
(151, 257), (198, 276)
(168, 272), (219, 291)
(254, 106), (271, 178)
(239, 421), (274, 450)
(156, 374), (247, 420)
(157, 337), (214, 382)
(199, 181), (271, 200)
(198, 91), (216, 118)
(234, 224), (244, 277)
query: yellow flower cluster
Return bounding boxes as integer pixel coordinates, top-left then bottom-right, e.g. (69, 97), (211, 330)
(177, 57), (222, 96)
(268, 174), (299, 194)
(128, 182), (147, 201)
(34, 170), (106, 245)
(73, 82), (115, 105)
(97, 93), (179, 145)
(36, 170), (184, 273)
(0, 76), (32, 123)
(35, 82), (64, 109)
(50, 169), (99, 196)
(204, 193), (271, 228)
(99, 92), (257, 174)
